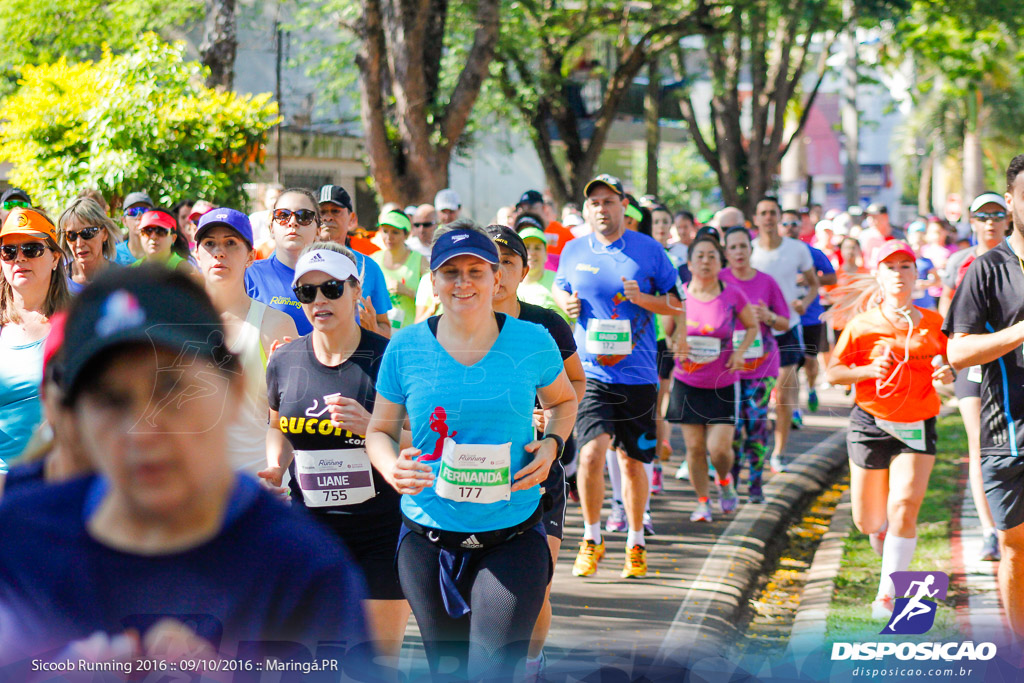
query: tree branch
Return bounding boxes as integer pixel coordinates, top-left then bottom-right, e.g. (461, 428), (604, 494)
(439, 0), (500, 156)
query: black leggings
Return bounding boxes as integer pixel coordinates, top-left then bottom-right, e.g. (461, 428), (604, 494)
(396, 527), (551, 679)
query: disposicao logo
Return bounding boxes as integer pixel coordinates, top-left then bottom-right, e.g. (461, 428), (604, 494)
(831, 571), (996, 662)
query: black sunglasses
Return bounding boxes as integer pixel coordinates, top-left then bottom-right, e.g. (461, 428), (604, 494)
(273, 208), (317, 226)
(66, 226), (103, 242)
(293, 279), (346, 304)
(780, 221), (801, 227)
(0, 242), (47, 261)
(140, 226), (171, 238)
(413, 221), (435, 228)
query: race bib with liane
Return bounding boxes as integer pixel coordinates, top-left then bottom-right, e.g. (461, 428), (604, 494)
(732, 329), (764, 359)
(435, 440), (512, 504)
(875, 418), (927, 452)
(585, 319), (632, 355)
(687, 335), (722, 363)
(293, 448), (376, 507)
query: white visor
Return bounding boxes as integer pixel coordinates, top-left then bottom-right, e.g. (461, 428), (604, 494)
(969, 192), (1008, 213)
(292, 249), (362, 288)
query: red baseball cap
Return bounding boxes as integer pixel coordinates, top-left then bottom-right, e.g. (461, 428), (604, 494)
(874, 240), (915, 268)
(138, 209), (177, 233)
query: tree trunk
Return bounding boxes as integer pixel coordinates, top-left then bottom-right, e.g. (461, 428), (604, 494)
(841, 0), (859, 208)
(918, 148), (934, 216)
(962, 90), (985, 203)
(200, 0), (237, 90)
(645, 60), (660, 196)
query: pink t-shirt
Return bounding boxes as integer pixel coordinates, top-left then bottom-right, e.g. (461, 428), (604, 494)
(720, 269), (790, 380)
(673, 281), (749, 389)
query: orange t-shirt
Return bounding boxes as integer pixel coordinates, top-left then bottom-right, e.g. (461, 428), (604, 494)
(543, 221), (574, 256)
(349, 234), (380, 256)
(832, 307), (947, 422)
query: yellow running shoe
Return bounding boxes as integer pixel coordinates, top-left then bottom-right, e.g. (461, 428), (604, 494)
(621, 544), (647, 578)
(572, 539), (605, 577)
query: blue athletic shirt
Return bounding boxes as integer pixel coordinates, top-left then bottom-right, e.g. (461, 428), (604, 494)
(0, 475), (370, 669)
(245, 252), (392, 336)
(554, 231), (681, 385)
(375, 315), (564, 532)
(113, 241), (137, 266)
(799, 244), (836, 327)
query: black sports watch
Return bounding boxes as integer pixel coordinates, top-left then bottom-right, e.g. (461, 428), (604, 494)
(542, 433), (565, 459)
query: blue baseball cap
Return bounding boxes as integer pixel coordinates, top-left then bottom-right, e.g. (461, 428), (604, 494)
(195, 208), (253, 248)
(430, 227), (499, 270)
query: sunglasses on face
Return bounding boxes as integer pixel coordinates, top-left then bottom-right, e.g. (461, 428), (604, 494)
(293, 279), (346, 304)
(413, 222), (435, 228)
(273, 208), (317, 226)
(66, 226), (103, 242)
(123, 206), (150, 218)
(2, 200), (29, 211)
(973, 211), (1007, 221)
(0, 242), (47, 261)
(780, 221), (800, 227)
(140, 226), (171, 238)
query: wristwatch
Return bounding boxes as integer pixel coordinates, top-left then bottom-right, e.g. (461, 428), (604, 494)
(542, 433), (565, 459)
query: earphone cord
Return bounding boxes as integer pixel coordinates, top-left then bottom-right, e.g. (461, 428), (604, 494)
(875, 306), (914, 399)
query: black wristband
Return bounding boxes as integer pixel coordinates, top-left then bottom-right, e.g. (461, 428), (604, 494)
(542, 433), (565, 459)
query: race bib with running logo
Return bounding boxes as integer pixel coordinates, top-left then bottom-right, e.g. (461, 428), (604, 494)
(293, 448), (377, 507)
(435, 440), (512, 504)
(585, 319), (632, 355)
(875, 418), (927, 452)
(732, 329), (764, 359)
(687, 335), (722, 363)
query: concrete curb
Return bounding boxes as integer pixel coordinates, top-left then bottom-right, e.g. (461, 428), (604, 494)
(788, 487), (852, 652)
(657, 428), (850, 665)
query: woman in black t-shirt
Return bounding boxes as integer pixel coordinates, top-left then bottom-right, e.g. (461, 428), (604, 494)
(259, 242), (410, 663)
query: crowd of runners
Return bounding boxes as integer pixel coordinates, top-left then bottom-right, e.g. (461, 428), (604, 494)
(1, 155), (1024, 678)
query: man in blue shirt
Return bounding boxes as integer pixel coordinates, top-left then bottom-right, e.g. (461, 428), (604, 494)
(554, 174), (683, 580)
(318, 184), (392, 337)
(113, 190), (153, 265)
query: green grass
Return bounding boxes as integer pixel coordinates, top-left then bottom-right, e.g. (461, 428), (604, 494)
(825, 414), (966, 642)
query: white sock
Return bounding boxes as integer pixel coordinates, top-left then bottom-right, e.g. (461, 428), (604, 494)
(644, 461), (655, 494)
(607, 449), (623, 503)
(627, 528), (645, 548)
(878, 533), (917, 599)
(584, 522), (602, 545)
(982, 525), (996, 537)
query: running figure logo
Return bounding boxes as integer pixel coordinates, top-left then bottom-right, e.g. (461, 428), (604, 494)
(881, 571), (949, 635)
(422, 406), (457, 462)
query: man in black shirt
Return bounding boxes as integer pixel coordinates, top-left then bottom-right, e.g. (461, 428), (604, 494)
(945, 153), (1024, 636)
(488, 224), (585, 675)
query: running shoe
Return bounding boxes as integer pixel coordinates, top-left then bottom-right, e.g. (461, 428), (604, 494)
(869, 522), (887, 556)
(718, 478), (738, 514)
(871, 595), (895, 620)
(621, 545), (647, 578)
(769, 454), (787, 473)
(748, 479), (764, 504)
(650, 462), (664, 495)
(690, 501), (713, 523)
(605, 501), (627, 533)
(643, 511), (655, 536)
(807, 389), (819, 413)
(791, 410), (803, 429)
(981, 532), (1001, 561)
(524, 651), (546, 681)
(675, 460), (690, 480)
(572, 539), (606, 577)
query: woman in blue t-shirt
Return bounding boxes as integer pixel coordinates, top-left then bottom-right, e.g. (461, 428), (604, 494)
(367, 220), (577, 680)
(57, 197), (123, 295)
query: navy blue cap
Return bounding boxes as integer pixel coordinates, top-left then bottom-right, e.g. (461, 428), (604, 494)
(430, 228), (500, 270)
(487, 225), (527, 265)
(517, 190), (543, 207)
(195, 208), (254, 247)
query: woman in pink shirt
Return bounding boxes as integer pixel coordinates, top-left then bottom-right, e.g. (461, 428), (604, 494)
(668, 234), (758, 521)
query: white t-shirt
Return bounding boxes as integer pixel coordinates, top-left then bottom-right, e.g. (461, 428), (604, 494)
(751, 236), (814, 333)
(668, 242), (688, 263)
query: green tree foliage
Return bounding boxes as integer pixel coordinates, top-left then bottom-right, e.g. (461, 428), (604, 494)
(0, 0), (200, 92)
(0, 35), (279, 213)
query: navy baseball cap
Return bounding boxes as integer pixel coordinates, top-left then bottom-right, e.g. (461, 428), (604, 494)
(583, 174), (624, 198)
(430, 227), (499, 270)
(59, 266), (235, 405)
(318, 184), (354, 211)
(195, 208), (254, 248)
(517, 190), (543, 208)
